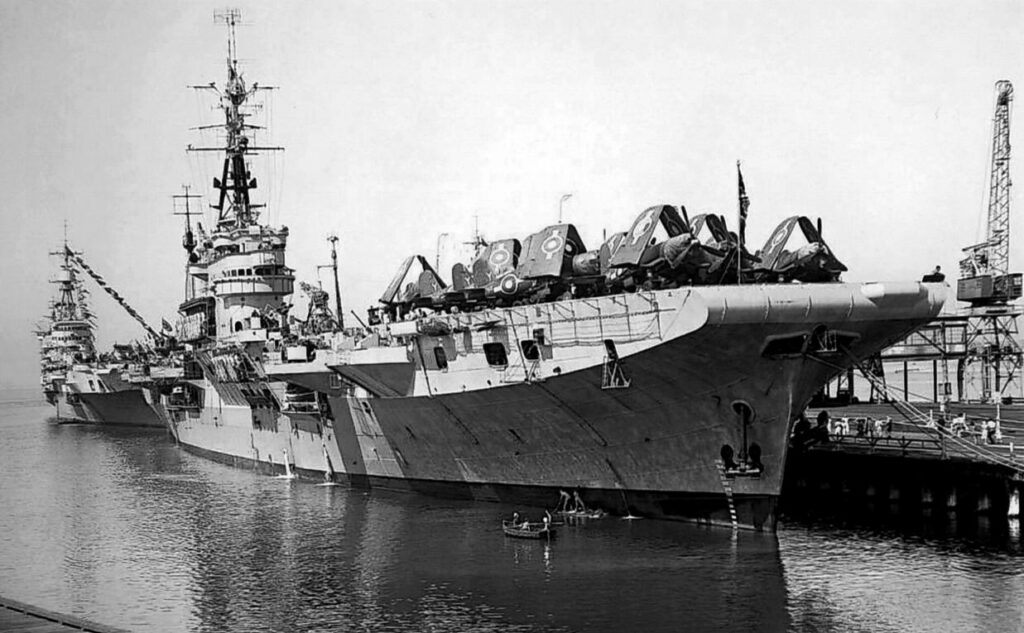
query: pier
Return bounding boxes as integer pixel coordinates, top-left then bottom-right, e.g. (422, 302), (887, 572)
(783, 403), (1024, 520)
(0, 596), (129, 633)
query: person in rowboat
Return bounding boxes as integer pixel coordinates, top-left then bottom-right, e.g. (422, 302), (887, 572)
(573, 490), (585, 513)
(557, 489), (571, 512)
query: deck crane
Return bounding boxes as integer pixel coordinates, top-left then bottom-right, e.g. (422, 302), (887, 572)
(957, 80), (1023, 402)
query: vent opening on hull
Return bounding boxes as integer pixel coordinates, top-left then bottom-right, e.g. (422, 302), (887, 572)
(433, 346), (449, 370)
(520, 339), (540, 361)
(484, 342), (508, 367)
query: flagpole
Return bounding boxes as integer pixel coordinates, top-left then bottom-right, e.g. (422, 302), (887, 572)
(737, 160), (743, 285)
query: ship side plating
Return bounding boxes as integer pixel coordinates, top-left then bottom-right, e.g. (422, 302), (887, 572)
(321, 282), (943, 530)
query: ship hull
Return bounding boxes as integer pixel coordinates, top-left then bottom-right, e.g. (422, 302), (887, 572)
(52, 390), (165, 427)
(172, 436), (776, 529)
(48, 369), (167, 428)
(53, 393), (103, 423)
(167, 387), (346, 481)
(163, 282), (946, 531)
(77, 389), (165, 428)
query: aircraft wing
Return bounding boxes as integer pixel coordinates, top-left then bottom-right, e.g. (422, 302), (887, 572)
(517, 224), (586, 279)
(609, 205), (688, 268)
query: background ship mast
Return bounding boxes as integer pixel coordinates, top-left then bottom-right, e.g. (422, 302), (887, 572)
(173, 184), (202, 300)
(48, 231), (91, 326)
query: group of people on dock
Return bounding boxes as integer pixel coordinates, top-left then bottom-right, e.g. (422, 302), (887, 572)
(792, 407), (1006, 448)
(930, 410), (1001, 444)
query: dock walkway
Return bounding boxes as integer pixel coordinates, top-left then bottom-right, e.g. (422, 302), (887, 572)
(785, 404), (1024, 519)
(0, 596), (129, 633)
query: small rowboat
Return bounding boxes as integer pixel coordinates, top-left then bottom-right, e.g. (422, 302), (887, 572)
(555, 508), (607, 520)
(502, 520), (556, 540)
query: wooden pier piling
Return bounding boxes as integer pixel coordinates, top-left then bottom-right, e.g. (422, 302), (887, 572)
(783, 419), (1024, 525)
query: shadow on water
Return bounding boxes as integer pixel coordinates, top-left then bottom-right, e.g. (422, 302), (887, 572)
(781, 499), (1024, 558)
(778, 503), (1024, 633)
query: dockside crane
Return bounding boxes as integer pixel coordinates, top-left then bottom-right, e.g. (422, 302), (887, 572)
(957, 80), (1023, 402)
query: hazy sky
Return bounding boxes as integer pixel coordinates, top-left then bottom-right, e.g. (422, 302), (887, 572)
(1, 0), (1021, 390)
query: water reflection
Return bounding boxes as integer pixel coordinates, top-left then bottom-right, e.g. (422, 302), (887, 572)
(4, 405), (1024, 632)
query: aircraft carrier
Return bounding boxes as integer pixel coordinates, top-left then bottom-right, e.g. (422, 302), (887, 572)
(158, 13), (945, 531)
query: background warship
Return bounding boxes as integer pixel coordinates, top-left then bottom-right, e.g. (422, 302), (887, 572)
(37, 238), (166, 426)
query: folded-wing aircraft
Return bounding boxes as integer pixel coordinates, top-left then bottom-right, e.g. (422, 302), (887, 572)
(754, 216), (847, 282)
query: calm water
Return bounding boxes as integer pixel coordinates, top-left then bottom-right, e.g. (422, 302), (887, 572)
(1, 401), (1024, 632)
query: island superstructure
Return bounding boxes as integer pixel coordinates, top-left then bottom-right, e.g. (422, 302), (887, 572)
(166, 10), (347, 478)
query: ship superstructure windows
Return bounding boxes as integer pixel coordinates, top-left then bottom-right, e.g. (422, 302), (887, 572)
(483, 342), (508, 367)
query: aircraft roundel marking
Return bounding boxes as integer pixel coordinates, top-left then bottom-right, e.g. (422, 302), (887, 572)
(542, 229), (564, 260)
(631, 209), (656, 244)
(489, 243), (511, 267)
(770, 219), (794, 249)
(499, 274), (519, 294)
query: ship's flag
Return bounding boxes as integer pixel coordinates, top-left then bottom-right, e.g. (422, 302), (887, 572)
(737, 160), (750, 248)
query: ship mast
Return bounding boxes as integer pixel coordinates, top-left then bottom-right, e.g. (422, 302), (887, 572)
(187, 9), (282, 230)
(328, 235), (345, 330)
(315, 235), (346, 331)
(48, 225), (89, 324)
(173, 184), (202, 299)
(176, 11), (296, 348)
